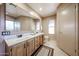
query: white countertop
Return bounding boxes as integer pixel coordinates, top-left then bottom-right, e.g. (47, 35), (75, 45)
(4, 33), (44, 47)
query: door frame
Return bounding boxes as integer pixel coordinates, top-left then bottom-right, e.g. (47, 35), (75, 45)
(75, 3), (78, 56)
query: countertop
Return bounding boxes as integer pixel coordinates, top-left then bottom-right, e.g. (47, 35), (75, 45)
(4, 33), (44, 47)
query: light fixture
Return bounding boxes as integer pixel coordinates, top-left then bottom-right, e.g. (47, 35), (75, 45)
(61, 10), (68, 15)
(30, 11), (34, 15)
(39, 8), (42, 11)
(29, 11), (40, 19)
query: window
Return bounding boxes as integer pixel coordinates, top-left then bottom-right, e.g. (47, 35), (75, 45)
(48, 20), (55, 34)
(6, 20), (14, 31)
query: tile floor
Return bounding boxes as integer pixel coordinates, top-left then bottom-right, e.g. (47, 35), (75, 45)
(44, 40), (68, 56)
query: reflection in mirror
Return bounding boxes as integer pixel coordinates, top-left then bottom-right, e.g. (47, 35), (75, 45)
(33, 19), (40, 33)
(6, 20), (14, 31)
(14, 20), (20, 31)
(5, 15), (21, 32)
(5, 3), (41, 35)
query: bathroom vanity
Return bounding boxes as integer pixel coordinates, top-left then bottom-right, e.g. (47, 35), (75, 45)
(5, 33), (44, 56)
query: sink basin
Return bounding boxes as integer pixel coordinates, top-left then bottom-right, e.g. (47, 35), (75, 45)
(4, 35), (17, 40)
(4, 33), (34, 40)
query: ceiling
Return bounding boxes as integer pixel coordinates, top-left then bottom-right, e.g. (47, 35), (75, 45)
(27, 3), (60, 17)
(6, 3), (40, 19)
(6, 4), (30, 17)
(6, 3), (60, 19)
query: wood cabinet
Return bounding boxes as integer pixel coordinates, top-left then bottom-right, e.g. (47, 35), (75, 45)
(35, 36), (40, 50)
(34, 35), (44, 51)
(26, 39), (34, 56)
(7, 42), (26, 56)
(39, 35), (43, 45)
(5, 35), (44, 56)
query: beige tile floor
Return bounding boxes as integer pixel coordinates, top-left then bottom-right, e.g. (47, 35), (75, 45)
(44, 40), (68, 56)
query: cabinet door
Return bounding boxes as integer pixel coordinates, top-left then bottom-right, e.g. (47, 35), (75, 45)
(30, 39), (35, 54)
(26, 42), (30, 56)
(9, 47), (17, 56)
(26, 39), (34, 56)
(39, 35), (43, 45)
(9, 42), (26, 56)
(57, 4), (76, 55)
(16, 43), (25, 56)
(35, 37), (39, 50)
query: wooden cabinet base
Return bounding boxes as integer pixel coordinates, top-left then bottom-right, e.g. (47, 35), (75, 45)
(5, 35), (44, 56)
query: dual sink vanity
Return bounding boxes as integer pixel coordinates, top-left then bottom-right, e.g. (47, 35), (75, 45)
(4, 32), (44, 56)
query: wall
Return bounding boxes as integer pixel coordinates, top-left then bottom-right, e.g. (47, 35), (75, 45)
(42, 16), (56, 40)
(0, 4), (5, 56)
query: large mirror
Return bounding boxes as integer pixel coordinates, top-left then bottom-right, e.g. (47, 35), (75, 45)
(5, 3), (41, 34)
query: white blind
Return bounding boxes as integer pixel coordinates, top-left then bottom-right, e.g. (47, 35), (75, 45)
(48, 20), (55, 34)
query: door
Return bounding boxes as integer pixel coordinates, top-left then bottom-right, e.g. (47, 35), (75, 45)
(57, 4), (76, 55)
